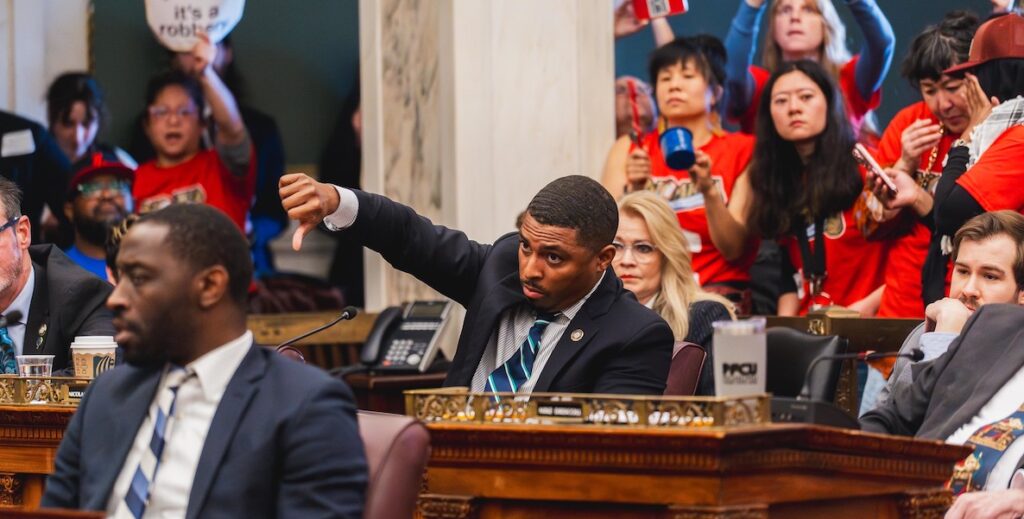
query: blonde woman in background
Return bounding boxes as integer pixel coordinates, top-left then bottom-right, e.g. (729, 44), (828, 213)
(614, 192), (735, 395)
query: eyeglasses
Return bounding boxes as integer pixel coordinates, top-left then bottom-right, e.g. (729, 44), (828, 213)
(0, 217), (20, 235)
(612, 241), (659, 263)
(148, 105), (198, 121)
(77, 179), (131, 198)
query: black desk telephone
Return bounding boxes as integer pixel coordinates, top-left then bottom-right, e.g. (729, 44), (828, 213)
(360, 300), (452, 372)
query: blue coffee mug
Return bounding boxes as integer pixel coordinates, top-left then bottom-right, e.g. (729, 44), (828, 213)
(659, 127), (696, 171)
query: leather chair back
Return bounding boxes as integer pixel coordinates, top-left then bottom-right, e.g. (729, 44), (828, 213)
(357, 411), (431, 519)
(766, 327), (846, 401)
(663, 341), (706, 396)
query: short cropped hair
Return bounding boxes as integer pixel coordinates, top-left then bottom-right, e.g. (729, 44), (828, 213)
(144, 70), (205, 116)
(0, 178), (23, 220)
(525, 175), (617, 252)
(901, 11), (979, 88)
(952, 210), (1024, 290)
(648, 35), (728, 114)
(137, 205), (252, 303)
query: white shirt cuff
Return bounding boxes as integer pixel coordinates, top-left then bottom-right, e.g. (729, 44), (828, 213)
(323, 186), (359, 231)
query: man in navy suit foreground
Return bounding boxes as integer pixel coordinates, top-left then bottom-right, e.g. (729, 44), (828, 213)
(42, 204), (367, 518)
(280, 173), (673, 396)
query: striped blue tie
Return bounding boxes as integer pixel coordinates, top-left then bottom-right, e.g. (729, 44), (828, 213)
(123, 365), (191, 518)
(0, 327), (15, 374)
(485, 311), (557, 399)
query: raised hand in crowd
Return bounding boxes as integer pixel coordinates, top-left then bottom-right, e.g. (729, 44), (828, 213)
(959, 72), (1000, 143)
(613, 0), (648, 39)
(178, 31), (217, 77)
(897, 119), (943, 173)
(624, 146), (653, 193)
(870, 167), (931, 217)
(688, 150), (715, 194)
(945, 487), (1024, 519)
(279, 173), (340, 251)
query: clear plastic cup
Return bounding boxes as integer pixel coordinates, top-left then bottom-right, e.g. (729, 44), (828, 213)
(16, 355), (54, 377)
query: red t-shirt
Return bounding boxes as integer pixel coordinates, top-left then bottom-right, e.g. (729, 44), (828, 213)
(640, 131), (758, 286)
(874, 102), (959, 318)
(781, 170), (888, 315)
(958, 126), (1024, 212)
(736, 56), (881, 138)
(134, 149), (256, 231)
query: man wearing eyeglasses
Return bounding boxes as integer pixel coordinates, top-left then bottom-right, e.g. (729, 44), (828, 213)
(133, 33), (254, 232)
(63, 151), (134, 281)
(0, 177), (114, 375)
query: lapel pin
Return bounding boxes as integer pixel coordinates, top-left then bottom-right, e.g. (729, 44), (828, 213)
(570, 329), (584, 342)
(36, 323), (47, 349)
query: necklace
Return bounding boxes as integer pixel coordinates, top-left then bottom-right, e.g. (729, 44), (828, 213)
(917, 123), (944, 192)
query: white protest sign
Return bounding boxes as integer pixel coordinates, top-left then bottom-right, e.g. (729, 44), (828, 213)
(145, 0), (245, 52)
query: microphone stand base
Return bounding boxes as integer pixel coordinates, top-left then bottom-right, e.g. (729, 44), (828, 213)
(771, 397), (859, 429)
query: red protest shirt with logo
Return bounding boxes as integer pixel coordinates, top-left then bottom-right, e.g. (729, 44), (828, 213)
(780, 170), (889, 315)
(639, 130), (758, 286)
(873, 101), (959, 318)
(957, 126), (1024, 213)
(734, 56), (881, 138)
(134, 148), (256, 231)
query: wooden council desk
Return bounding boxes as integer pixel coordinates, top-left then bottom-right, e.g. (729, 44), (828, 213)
(418, 422), (971, 519)
(0, 406), (72, 510)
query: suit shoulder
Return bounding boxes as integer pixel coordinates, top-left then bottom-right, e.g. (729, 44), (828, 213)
(262, 349), (356, 400)
(610, 293), (671, 333)
(689, 300), (731, 321)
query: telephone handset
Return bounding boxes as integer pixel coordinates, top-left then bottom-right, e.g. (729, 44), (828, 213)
(361, 300), (452, 372)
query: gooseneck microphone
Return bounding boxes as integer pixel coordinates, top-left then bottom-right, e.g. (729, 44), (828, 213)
(798, 348), (925, 400)
(275, 306), (359, 350)
(0, 310), (23, 329)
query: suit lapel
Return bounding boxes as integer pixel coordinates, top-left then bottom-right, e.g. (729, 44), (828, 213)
(185, 346), (266, 519)
(24, 261), (48, 354)
(532, 270), (618, 393)
(447, 272), (525, 386)
(933, 329), (1024, 440)
(96, 367), (163, 504)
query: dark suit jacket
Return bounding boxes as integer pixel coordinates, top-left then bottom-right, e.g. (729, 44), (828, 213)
(22, 245), (114, 372)
(337, 190), (674, 395)
(0, 111), (72, 244)
(41, 344), (367, 518)
(860, 304), (1024, 473)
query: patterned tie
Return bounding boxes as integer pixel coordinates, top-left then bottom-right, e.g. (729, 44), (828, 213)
(0, 327), (16, 374)
(121, 365), (192, 518)
(484, 311), (557, 400)
(947, 401), (1024, 495)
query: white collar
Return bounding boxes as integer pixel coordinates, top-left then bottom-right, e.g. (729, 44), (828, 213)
(4, 266), (34, 325)
(178, 330), (253, 402)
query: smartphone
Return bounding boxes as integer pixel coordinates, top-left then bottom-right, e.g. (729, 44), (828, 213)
(853, 143), (898, 195)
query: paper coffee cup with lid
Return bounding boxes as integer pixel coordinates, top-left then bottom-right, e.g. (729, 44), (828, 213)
(71, 336), (117, 379)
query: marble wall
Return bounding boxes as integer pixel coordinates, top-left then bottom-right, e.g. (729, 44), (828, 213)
(359, 0), (614, 311)
(0, 0), (89, 119)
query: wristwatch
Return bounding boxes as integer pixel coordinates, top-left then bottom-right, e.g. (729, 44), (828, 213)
(952, 138), (970, 149)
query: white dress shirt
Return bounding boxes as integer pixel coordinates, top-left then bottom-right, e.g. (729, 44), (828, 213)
(323, 185), (604, 394)
(470, 272), (603, 393)
(946, 362), (1024, 491)
(106, 331), (253, 518)
(4, 266), (34, 356)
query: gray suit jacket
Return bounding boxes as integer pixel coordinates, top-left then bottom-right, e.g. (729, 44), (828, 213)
(860, 304), (1024, 472)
